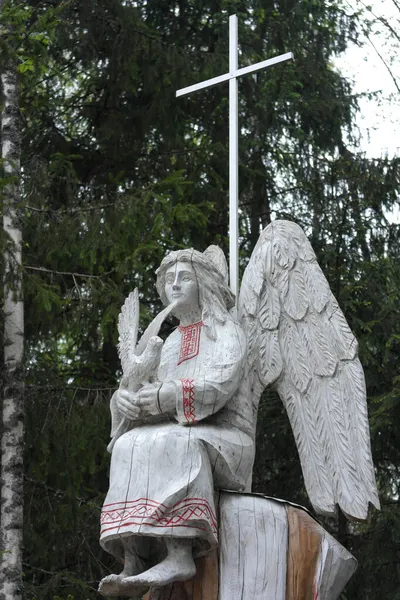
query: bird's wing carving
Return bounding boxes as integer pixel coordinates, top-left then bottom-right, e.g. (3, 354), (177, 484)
(238, 220), (380, 519)
(136, 301), (177, 356)
(117, 288), (139, 376)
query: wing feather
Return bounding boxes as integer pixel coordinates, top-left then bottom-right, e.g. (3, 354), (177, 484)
(297, 234), (315, 262)
(279, 315), (312, 393)
(298, 312), (337, 377)
(238, 220), (379, 519)
(341, 360), (380, 509)
(324, 374), (367, 517)
(276, 267), (289, 296)
(325, 299), (358, 360)
(303, 261), (331, 313)
(259, 330), (283, 386)
(272, 233), (296, 269)
(282, 263), (309, 321)
(259, 281), (280, 329)
(279, 378), (335, 514)
(118, 289), (139, 375)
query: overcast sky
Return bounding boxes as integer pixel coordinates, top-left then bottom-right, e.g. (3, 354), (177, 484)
(335, 0), (400, 159)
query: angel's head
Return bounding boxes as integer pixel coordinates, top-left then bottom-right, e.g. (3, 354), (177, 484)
(156, 247), (235, 340)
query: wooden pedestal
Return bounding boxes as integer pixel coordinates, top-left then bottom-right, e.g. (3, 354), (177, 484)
(144, 491), (357, 600)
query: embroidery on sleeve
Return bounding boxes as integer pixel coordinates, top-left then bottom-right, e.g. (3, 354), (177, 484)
(177, 321), (203, 365)
(180, 378), (196, 423)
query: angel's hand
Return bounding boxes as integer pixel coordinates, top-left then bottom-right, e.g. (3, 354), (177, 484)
(115, 389), (141, 421)
(136, 383), (176, 416)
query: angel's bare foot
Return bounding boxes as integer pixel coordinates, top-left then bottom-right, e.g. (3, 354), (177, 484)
(98, 573), (149, 598)
(98, 540), (148, 596)
(118, 539), (196, 592)
(98, 574), (124, 597)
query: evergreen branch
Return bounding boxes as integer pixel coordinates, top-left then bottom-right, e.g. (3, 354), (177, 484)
(22, 563), (57, 576)
(24, 173), (114, 191)
(22, 563), (99, 587)
(32, 59), (79, 87)
(391, 0), (400, 12)
(81, 534), (111, 573)
(357, 0), (400, 44)
(94, 15), (221, 56)
(364, 32), (400, 94)
(24, 476), (99, 507)
(23, 202), (118, 214)
(24, 265), (114, 279)
(24, 384), (114, 392)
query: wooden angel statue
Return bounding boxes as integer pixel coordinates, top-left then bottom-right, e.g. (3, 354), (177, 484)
(98, 221), (379, 599)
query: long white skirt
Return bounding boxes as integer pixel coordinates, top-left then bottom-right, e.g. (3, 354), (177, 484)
(100, 421), (253, 560)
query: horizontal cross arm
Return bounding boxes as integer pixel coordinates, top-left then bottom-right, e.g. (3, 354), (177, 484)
(176, 72), (231, 97)
(236, 52), (293, 78)
(176, 51), (293, 99)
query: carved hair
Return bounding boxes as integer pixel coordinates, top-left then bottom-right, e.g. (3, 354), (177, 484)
(156, 249), (235, 340)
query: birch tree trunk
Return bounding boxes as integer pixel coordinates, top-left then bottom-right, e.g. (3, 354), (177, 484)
(0, 28), (24, 600)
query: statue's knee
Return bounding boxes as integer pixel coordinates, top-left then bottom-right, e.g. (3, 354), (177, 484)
(151, 427), (199, 452)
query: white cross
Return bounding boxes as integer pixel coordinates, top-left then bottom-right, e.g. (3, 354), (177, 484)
(176, 14), (293, 299)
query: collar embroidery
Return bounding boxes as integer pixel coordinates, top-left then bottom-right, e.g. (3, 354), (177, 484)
(177, 321), (203, 365)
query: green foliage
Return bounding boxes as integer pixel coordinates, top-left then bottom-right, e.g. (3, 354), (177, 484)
(0, 0), (399, 597)
(23, 386), (112, 599)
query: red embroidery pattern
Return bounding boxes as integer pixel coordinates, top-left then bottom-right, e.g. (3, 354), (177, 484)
(178, 321), (203, 365)
(100, 497), (217, 536)
(181, 378), (195, 423)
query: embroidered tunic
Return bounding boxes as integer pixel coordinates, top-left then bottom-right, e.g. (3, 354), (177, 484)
(100, 318), (254, 560)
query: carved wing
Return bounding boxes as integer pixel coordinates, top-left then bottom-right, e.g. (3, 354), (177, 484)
(117, 288), (139, 376)
(136, 301), (177, 356)
(238, 220), (380, 519)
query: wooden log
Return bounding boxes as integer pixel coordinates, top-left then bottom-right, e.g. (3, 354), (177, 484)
(285, 506), (321, 600)
(144, 492), (357, 600)
(219, 492), (357, 600)
(219, 493), (288, 600)
(285, 505), (358, 600)
(143, 550), (218, 600)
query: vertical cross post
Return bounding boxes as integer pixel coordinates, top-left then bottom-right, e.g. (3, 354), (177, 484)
(229, 15), (239, 298)
(176, 15), (293, 299)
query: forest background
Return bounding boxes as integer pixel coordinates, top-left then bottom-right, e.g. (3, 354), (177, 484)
(0, 0), (399, 599)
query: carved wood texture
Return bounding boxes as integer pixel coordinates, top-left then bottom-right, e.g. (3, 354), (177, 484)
(144, 550), (218, 600)
(144, 493), (357, 600)
(238, 220), (380, 519)
(286, 506), (321, 600)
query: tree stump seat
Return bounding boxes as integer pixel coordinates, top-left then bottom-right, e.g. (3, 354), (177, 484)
(144, 491), (357, 600)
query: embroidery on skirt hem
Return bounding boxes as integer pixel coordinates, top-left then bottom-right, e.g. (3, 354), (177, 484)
(100, 497), (217, 536)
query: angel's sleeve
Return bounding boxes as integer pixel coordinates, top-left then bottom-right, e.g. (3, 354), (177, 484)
(109, 390), (123, 437)
(172, 322), (246, 424)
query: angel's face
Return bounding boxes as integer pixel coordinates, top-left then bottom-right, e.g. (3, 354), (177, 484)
(164, 261), (200, 317)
